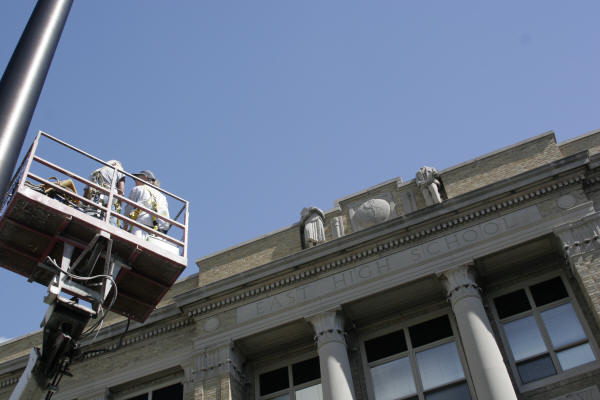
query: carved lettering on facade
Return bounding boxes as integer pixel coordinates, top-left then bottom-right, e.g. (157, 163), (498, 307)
(253, 287), (309, 317)
(237, 206), (542, 323)
(407, 211), (533, 263)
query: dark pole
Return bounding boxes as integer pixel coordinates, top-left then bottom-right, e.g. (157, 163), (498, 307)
(0, 0), (73, 202)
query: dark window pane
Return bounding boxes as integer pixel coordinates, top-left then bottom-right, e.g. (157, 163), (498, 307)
(292, 357), (321, 385)
(530, 277), (568, 307)
(126, 394), (148, 400)
(260, 367), (289, 395)
(425, 382), (471, 400)
(517, 355), (556, 384)
(409, 316), (453, 348)
(153, 383), (183, 400)
(365, 329), (407, 362)
(494, 289), (530, 319)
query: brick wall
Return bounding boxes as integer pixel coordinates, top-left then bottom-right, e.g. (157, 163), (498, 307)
(559, 129), (600, 157)
(441, 133), (562, 198)
(197, 226), (302, 286)
(570, 253), (600, 327)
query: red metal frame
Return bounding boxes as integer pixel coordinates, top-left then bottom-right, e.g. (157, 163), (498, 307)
(0, 131), (190, 322)
(7, 131), (189, 256)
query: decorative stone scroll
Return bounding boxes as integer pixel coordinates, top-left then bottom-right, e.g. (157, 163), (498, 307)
(416, 166), (442, 206)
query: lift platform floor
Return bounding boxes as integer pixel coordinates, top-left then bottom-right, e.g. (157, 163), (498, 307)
(0, 185), (187, 322)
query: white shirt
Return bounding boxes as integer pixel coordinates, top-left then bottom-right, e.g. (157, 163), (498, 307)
(125, 185), (170, 232)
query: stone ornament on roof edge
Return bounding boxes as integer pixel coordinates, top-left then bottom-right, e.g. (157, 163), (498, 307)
(301, 206), (326, 248)
(348, 193), (397, 232)
(349, 199), (390, 231)
(416, 166), (443, 206)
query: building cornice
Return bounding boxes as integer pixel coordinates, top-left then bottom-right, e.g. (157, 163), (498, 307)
(0, 376), (18, 390)
(179, 151), (592, 318)
(79, 316), (195, 361)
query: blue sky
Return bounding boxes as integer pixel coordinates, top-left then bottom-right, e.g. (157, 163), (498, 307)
(1, 1), (599, 341)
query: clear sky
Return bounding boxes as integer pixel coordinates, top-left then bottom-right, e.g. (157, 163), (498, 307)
(0, 0), (599, 341)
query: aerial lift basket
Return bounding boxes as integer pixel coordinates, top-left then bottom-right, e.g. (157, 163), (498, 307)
(0, 131), (189, 322)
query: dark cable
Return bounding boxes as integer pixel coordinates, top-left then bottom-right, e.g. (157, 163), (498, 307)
(76, 317), (131, 359)
(45, 256), (118, 339)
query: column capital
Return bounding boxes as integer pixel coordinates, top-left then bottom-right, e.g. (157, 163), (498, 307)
(195, 341), (245, 383)
(438, 264), (480, 306)
(306, 308), (347, 348)
(554, 212), (600, 259)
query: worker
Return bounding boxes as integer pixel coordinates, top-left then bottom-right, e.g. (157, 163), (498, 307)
(84, 160), (126, 225)
(124, 170), (170, 239)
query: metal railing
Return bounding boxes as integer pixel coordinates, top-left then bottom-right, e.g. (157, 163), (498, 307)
(6, 131), (189, 259)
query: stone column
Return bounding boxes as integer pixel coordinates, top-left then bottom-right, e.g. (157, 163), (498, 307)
(307, 309), (356, 400)
(182, 342), (245, 400)
(554, 213), (600, 326)
(439, 265), (517, 400)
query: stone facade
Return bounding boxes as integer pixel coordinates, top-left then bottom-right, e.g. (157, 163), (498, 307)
(2, 129), (600, 400)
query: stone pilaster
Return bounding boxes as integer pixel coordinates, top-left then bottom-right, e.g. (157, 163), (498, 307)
(307, 309), (356, 400)
(439, 265), (517, 400)
(181, 359), (197, 400)
(182, 343), (245, 400)
(554, 213), (600, 325)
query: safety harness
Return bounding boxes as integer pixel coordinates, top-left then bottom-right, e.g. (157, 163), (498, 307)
(86, 170), (123, 227)
(128, 187), (160, 232)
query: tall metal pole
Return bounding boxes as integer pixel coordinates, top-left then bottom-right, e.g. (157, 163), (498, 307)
(0, 0), (73, 202)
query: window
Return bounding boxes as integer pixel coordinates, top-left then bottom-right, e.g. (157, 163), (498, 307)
(492, 276), (598, 386)
(364, 315), (471, 400)
(258, 357), (322, 400)
(125, 383), (183, 400)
